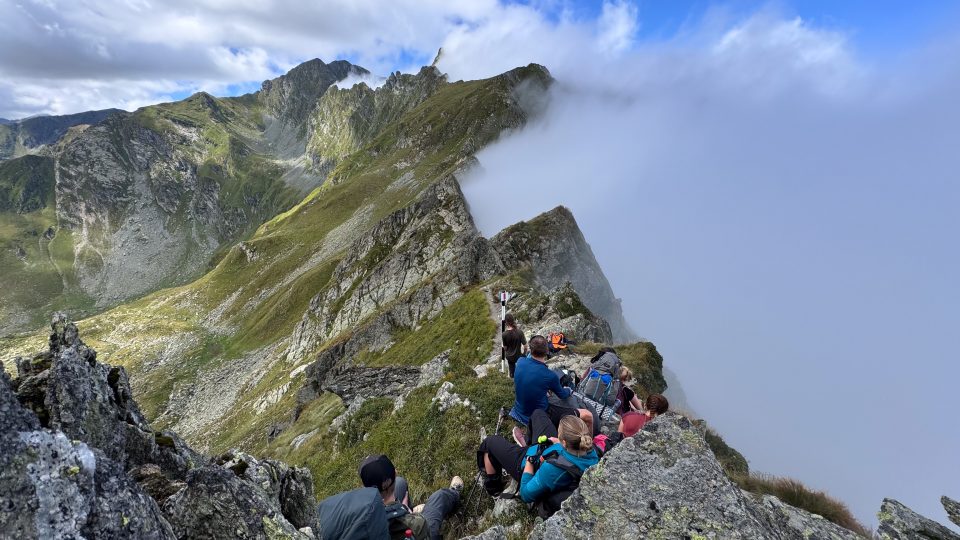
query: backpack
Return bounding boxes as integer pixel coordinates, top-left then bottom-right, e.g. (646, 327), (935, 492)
(531, 451), (585, 519)
(548, 332), (568, 352)
(317, 487), (391, 540)
(577, 352), (623, 410)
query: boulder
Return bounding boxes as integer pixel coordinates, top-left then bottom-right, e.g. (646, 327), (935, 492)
(461, 525), (508, 540)
(943, 496), (960, 528)
(0, 313), (318, 540)
(530, 412), (861, 539)
(162, 466), (309, 539)
(877, 498), (960, 540)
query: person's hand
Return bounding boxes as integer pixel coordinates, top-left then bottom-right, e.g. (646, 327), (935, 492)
(548, 437), (560, 444)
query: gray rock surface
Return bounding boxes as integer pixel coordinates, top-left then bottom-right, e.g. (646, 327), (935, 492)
(944, 496), (960, 527)
(162, 466), (309, 539)
(461, 525), (508, 540)
(877, 498), (960, 540)
(530, 412), (862, 540)
(0, 313), (317, 540)
(493, 205), (634, 342)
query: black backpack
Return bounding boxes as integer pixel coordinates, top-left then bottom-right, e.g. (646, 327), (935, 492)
(531, 451), (585, 519)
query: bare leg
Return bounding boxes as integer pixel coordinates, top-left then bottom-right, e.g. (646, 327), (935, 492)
(578, 408), (593, 434)
(484, 453), (497, 475)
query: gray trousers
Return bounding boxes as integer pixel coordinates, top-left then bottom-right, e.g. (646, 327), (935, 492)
(395, 476), (460, 540)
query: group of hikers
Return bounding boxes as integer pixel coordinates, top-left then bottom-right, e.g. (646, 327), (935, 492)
(318, 312), (669, 539)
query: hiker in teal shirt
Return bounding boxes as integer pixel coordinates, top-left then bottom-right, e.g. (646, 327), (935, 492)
(519, 413), (598, 503)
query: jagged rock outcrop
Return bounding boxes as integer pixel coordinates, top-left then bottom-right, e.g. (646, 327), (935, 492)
(877, 498), (960, 540)
(529, 412), (862, 539)
(0, 313), (317, 539)
(493, 206), (634, 342)
(287, 175), (503, 366)
(944, 496), (960, 527)
(308, 66), (447, 176)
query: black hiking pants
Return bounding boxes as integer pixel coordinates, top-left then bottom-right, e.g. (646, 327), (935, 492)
(394, 477), (460, 540)
(477, 409), (558, 482)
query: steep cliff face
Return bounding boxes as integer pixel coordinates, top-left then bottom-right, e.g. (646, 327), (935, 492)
(0, 108), (121, 161)
(0, 58), (455, 334)
(493, 206), (634, 342)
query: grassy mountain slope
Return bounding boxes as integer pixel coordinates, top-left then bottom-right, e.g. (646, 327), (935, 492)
(0, 59), (423, 334)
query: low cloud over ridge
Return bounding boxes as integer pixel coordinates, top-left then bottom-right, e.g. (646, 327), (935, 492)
(453, 7), (960, 529)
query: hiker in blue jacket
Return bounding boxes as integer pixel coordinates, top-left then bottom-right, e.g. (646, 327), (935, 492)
(476, 409), (598, 501)
(509, 335), (594, 445)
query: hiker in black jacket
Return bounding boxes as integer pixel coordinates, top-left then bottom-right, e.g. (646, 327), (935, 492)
(359, 455), (463, 540)
(502, 313), (527, 378)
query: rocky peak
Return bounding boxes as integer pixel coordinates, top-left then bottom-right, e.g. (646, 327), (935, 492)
(493, 205), (634, 342)
(259, 58), (368, 124)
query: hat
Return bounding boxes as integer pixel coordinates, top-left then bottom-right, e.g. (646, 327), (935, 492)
(359, 454), (396, 491)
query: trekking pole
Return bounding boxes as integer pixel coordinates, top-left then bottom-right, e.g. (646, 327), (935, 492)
(500, 290), (507, 374)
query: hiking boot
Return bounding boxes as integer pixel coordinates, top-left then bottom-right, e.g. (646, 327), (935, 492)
(481, 472), (505, 497)
(449, 475), (464, 493)
(512, 426), (527, 447)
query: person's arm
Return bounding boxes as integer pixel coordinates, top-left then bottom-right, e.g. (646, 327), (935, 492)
(520, 460), (562, 503)
(521, 332), (528, 354)
(548, 371), (572, 399)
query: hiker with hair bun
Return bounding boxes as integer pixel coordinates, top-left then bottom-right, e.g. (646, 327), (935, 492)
(619, 393), (669, 437)
(502, 313), (527, 378)
(476, 410), (598, 507)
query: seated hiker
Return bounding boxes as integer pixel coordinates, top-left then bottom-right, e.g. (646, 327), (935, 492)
(477, 409), (598, 506)
(616, 367), (644, 415)
(510, 335), (593, 444)
(359, 454), (462, 540)
(502, 313), (527, 378)
(618, 393), (669, 437)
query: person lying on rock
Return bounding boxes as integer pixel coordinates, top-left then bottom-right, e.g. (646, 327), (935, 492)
(618, 393), (669, 437)
(477, 409), (598, 505)
(359, 454), (463, 540)
(509, 335), (594, 445)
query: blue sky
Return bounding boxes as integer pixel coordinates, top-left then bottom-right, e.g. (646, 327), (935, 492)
(2, 0), (959, 531)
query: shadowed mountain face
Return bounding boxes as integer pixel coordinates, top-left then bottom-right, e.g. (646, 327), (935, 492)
(0, 59), (462, 334)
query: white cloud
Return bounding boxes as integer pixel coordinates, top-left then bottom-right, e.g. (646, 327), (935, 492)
(456, 6), (960, 530)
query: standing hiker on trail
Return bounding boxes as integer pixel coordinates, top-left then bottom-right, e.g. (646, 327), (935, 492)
(502, 313), (527, 378)
(509, 335), (594, 445)
(318, 454), (463, 540)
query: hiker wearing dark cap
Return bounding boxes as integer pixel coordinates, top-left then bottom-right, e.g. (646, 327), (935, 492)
(359, 454), (463, 540)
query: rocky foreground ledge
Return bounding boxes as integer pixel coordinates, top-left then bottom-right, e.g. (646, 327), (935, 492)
(1, 313), (317, 539)
(467, 417), (960, 539)
(2, 314), (958, 539)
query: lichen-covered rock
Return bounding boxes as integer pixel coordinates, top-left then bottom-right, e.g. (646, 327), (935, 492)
(943, 496), (960, 528)
(531, 412), (861, 540)
(1, 313), (318, 540)
(492, 206), (633, 342)
(2, 359), (175, 539)
(877, 498), (960, 540)
(218, 451), (319, 531)
(461, 525), (508, 540)
(162, 466), (309, 540)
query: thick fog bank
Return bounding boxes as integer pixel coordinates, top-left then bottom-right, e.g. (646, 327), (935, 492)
(459, 30), (960, 528)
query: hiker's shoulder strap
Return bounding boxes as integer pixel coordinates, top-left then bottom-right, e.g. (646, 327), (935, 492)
(544, 454), (585, 482)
